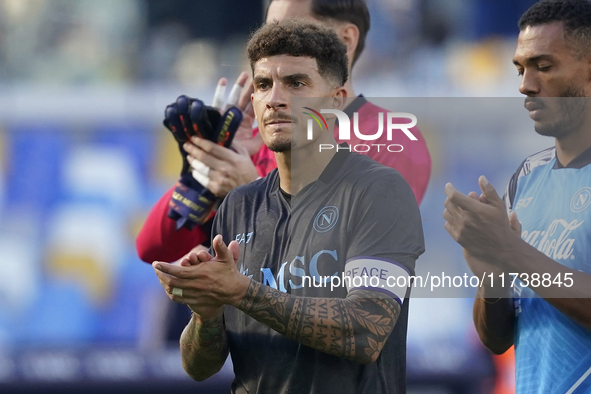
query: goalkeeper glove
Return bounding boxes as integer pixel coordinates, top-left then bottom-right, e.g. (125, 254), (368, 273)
(163, 95), (242, 230)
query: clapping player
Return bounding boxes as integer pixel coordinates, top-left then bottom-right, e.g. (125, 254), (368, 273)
(444, 1), (591, 392)
(153, 19), (424, 393)
(136, 0), (431, 265)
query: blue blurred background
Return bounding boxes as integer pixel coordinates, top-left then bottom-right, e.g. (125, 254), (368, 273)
(0, 0), (554, 393)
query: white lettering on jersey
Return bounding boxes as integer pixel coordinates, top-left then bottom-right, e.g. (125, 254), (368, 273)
(344, 258), (409, 303)
(260, 250), (338, 292)
(522, 219), (583, 260)
(515, 197), (534, 209)
(235, 232), (254, 244)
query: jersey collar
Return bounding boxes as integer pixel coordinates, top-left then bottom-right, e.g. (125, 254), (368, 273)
(553, 145), (591, 169)
(316, 95), (365, 184)
(270, 144), (350, 195)
(335, 94), (366, 131)
(318, 143), (350, 183)
(344, 94), (367, 118)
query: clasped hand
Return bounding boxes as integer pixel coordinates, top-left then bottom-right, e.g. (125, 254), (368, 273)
(153, 235), (251, 319)
(443, 175), (523, 277)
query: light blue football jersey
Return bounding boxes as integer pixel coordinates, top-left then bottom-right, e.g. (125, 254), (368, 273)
(506, 146), (591, 394)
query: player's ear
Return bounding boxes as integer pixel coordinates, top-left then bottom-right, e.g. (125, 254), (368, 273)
(337, 22), (359, 68)
(251, 93), (257, 120)
(330, 87), (347, 110)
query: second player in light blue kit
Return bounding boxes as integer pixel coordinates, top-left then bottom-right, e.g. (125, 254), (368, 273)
(444, 1), (591, 393)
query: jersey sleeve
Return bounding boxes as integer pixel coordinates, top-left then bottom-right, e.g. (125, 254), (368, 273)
(503, 146), (555, 215)
(136, 185), (209, 263)
(208, 188), (234, 257)
(344, 172), (425, 302)
(503, 158), (527, 214)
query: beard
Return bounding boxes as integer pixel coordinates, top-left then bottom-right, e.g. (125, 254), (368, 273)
(263, 114), (296, 152)
(533, 85), (589, 138)
(267, 139), (291, 152)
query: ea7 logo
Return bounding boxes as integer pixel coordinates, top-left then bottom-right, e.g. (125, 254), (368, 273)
(571, 187), (591, 213)
(515, 197), (533, 209)
(235, 232), (253, 244)
(305, 109), (418, 141)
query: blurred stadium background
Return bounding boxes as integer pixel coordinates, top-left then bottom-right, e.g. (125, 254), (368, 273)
(0, 0), (553, 393)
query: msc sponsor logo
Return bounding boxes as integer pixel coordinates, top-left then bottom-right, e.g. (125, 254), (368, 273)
(571, 187), (591, 213)
(261, 250), (339, 292)
(314, 206), (339, 233)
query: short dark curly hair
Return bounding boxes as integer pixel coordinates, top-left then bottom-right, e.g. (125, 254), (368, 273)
(246, 18), (349, 86)
(519, 0), (591, 55)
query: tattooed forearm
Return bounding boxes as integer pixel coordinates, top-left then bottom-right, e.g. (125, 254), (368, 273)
(238, 280), (401, 364)
(180, 311), (229, 381)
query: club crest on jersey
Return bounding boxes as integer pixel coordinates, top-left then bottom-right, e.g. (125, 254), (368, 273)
(570, 187), (591, 213)
(314, 206), (339, 233)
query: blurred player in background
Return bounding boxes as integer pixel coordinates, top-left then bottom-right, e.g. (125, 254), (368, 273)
(153, 19), (425, 393)
(136, 0), (431, 265)
(444, 0), (591, 392)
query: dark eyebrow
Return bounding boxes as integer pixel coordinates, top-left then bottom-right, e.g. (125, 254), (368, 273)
(281, 73), (311, 83)
(253, 73), (312, 87)
(253, 75), (272, 85)
(513, 54), (556, 66)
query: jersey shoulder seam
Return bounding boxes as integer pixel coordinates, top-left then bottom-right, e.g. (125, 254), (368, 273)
(227, 169), (276, 199)
(505, 146), (555, 210)
(520, 146), (556, 177)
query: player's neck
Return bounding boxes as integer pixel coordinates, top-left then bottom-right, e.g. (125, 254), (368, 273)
(555, 126), (591, 166)
(276, 137), (337, 195)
